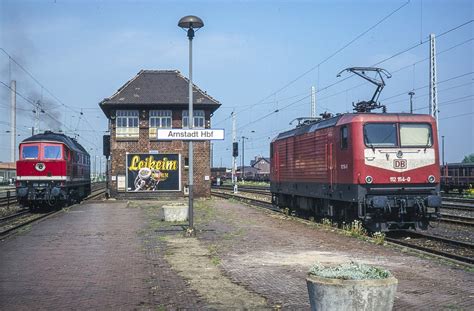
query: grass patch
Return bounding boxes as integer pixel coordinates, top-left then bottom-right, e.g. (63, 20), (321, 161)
(208, 244), (221, 266)
(342, 220), (367, 238)
(17, 224), (32, 234)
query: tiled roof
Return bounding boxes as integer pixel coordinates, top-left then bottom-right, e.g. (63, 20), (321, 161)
(251, 157), (270, 167)
(100, 70), (220, 107)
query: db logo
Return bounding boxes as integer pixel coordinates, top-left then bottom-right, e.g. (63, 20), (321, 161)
(393, 159), (407, 169)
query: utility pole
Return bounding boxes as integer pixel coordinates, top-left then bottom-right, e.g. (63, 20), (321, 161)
(210, 142), (213, 168)
(241, 136), (248, 182)
(429, 33), (438, 125)
(10, 80), (16, 162)
(311, 86), (316, 118)
(442, 135), (445, 166)
(99, 156), (102, 180)
(408, 91), (415, 114)
(34, 100), (42, 135)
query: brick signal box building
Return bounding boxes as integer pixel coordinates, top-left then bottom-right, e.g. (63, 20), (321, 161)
(99, 70), (220, 199)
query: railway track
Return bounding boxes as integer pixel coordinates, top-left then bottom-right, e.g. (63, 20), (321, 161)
(214, 185), (474, 226)
(0, 182), (107, 208)
(0, 187), (106, 239)
(385, 231), (474, 265)
(437, 213), (474, 227)
(212, 189), (474, 266)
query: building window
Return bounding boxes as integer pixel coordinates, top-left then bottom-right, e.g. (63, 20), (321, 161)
(116, 110), (139, 139)
(149, 110), (172, 138)
(182, 110), (205, 128)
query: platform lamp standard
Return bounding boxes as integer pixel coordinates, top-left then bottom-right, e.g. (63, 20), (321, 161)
(178, 15), (204, 236)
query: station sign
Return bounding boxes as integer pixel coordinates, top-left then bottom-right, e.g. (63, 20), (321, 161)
(157, 129), (225, 140)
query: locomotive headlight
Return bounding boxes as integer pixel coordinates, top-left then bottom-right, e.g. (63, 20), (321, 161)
(365, 176), (373, 184)
(428, 175), (436, 183)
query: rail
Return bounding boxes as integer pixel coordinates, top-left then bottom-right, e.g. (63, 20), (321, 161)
(211, 189), (473, 266)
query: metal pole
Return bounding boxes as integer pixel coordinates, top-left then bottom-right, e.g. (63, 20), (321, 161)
(442, 135), (445, 166)
(188, 31), (194, 234)
(35, 101), (40, 135)
(10, 80), (16, 162)
(408, 91), (415, 114)
(429, 33), (438, 125)
(311, 86), (316, 118)
(99, 156), (102, 180)
(210, 142), (213, 168)
(232, 112), (237, 193)
(241, 137), (244, 182)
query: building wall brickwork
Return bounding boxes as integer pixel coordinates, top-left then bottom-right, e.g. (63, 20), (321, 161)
(108, 109), (211, 198)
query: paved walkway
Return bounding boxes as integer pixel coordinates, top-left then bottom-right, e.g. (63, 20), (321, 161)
(0, 202), (150, 310)
(1, 199), (473, 310)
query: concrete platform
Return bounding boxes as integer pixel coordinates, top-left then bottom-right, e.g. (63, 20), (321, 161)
(1, 199), (473, 310)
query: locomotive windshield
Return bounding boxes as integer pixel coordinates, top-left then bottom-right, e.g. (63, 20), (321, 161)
(44, 145), (62, 159)
(21, 145), (39, 159)
(364, 122), (432, 148)
(363, 123), (397, 147)
(400, 123), (432, 147)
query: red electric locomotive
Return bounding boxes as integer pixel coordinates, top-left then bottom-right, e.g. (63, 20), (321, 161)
(270, 67), (441, 231)
(16, 131), (91, 210)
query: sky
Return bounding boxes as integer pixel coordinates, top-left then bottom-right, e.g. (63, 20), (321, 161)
(0, 0), (472, 171)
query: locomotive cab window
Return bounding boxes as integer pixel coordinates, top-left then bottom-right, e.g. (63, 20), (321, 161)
(400, 123), (432, 147)
(340, 126), (348, 149)
(44, 145), (62, 159)
(364, 123), (397, 147)
(21, 145), (39, 159)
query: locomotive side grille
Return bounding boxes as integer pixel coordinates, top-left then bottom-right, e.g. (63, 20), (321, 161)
(367, 186), (436, 194)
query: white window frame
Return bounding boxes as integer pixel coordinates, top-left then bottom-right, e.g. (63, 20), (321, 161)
(149, 110), (172, 138)
(182, 110), (205, 129)
(116, 110), (139, 139)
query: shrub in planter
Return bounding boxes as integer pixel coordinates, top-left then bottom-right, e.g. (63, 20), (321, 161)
(306, 262), (397, 311)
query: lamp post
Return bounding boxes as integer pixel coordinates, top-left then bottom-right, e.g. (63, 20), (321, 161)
(178, 15), (204, 236)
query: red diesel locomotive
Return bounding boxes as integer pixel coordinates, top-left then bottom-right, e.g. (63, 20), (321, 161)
(270, 113), (442, 232)
(16, 131), (91, 210)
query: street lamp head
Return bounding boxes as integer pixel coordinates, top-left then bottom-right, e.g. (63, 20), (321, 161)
(178, 15), (204, 39)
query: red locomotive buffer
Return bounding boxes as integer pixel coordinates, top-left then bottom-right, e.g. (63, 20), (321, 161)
(270, 113), (441, 231)
(16, 131), (91, 211)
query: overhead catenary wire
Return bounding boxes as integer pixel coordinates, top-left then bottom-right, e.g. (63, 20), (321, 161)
(0, 48), (103, 144)
(214, 20), (473, 130)
(214, 1), (411, 126)
(0, 80), (99, 149)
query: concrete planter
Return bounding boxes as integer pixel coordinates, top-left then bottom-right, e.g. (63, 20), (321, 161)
(162, 203), (188, 222)
(306, 274), (398, 311)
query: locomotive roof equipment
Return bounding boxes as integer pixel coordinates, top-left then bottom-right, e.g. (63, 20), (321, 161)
(337, 67), (392, 113)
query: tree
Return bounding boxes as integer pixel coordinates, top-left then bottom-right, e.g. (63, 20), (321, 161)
(462, 153), (474, 163)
